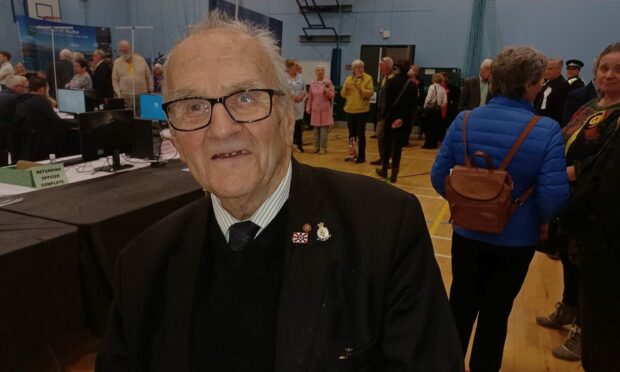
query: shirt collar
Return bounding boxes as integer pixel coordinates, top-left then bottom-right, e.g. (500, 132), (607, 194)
(211, 160), (292, 242)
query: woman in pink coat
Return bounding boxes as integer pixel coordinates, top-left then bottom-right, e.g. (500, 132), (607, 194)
(306, 65), (335, 154)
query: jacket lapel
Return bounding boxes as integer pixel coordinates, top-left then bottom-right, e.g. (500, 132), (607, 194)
(158, 197), (210, 372)
(275, 160), (330, 371)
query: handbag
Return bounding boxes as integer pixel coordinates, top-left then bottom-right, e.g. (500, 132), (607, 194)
(424, 84), (441, 113)
(444, 111), (539, 234)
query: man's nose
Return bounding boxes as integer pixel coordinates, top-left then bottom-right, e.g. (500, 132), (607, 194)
(207, 102), (241, 138)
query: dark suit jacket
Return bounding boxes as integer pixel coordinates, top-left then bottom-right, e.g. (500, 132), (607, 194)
(92, 61), (114, 99)
(561, 81), (598, 127)
(46, 59), (74, 99)
(11, 93), (68, 162)
(457, 76), (488, 112)
(534, 75), (569, 124)
(95, 161), (463, 372)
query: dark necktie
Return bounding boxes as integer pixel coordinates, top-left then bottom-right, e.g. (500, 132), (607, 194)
(228, 221), (260, 252)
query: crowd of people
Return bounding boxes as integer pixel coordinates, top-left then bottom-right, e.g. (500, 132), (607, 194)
(280, 42), (619, 371)
(0, 40), (162, 164)
(2, 11), (619, 371)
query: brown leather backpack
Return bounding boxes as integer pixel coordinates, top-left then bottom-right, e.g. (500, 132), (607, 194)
(445, 111), (540, 234)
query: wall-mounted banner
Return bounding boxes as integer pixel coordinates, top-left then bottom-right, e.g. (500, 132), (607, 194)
(16, 15), (112, 72)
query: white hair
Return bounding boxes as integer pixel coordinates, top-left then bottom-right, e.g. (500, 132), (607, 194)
(73, 52), (85, 62)
(59, 49), (73, 61)
(6, 75), (27, 89)
(163, 10), (288, 114)
(92, 49), (106, 58)
(381, 57), (393, 69)
(351, 59), (364, 67)
(480, 58), (493, 70)
(315, 64), (325, 70)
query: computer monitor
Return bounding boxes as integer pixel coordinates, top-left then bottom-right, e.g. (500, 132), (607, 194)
(57, 89), (86, 114)
(138, 94), (166, 121)
(78, 109), (134, 172)
(104, 98), (125, 110)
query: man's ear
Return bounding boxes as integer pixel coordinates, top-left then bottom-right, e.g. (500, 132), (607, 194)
(282, 103), (295, 147)
(169, 132), (186, 162)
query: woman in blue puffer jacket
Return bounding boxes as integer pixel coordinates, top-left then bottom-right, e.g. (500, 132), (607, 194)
(431, 46), (570, 372)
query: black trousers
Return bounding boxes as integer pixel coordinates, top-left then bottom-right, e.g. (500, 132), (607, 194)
(346, 112), (368, 160)
(450, 233), (535, 372)
(423, 110), (441, 148)
(580, 236), (620, 372)
(559, 239), (580, 322)
(381, 120), (407, 169)
(293, 119), (303, 147)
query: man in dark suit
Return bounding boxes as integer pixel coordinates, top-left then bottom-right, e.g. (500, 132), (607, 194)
(562, 80), (598, 126)
(534, 58), (570, 124)
(46, 48), (74, 99)
(0, 75), (28, 165)
(457, 58), (492, 112)
(91, 49), (114, 99)
(95, 11), (463, 372)
(11, 77), (69, 162)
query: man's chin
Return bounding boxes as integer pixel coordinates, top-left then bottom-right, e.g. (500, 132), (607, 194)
(207, 175), (256, 200)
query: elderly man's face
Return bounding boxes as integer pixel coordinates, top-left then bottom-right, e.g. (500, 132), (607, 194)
(480, 64), (491, 81)
(352, 64), (364, 77)
(544, 61), (562, 80)
(165, 29), (293, 209)
(92, 53), (103, 64)
(379, 60), (390, 75)
(117, 42), (131, 58)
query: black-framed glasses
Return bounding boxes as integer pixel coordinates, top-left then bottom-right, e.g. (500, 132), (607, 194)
(162, 88), (285, 132)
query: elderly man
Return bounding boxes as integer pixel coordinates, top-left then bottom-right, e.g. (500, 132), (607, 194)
(534, 57), (569, 124)
(46, 48), (74, 99)
(0, 75), (28, 165)
(370, 56), (394, 166)
(457, 58), (492, 112)
(95, 12), (462, 372)
(340, 59), (374, 163)
(112, 40), (152, 108)
(91, 49), (114, 99)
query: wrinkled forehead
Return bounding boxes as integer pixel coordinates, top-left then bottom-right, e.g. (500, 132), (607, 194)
(165, 29), (278, 99)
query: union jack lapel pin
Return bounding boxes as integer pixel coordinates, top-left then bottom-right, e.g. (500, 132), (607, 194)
(292, 231), (309, 244)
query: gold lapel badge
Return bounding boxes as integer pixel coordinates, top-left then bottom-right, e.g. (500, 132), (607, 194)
(316, 222), (331, 242)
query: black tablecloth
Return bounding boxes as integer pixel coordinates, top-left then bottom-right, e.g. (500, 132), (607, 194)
(0, 211), (83, 369)
(1, 160), (204, 334)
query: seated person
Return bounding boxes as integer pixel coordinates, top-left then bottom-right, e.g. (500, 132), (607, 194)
(12, 77), (70, 162)
(65, 59), (93, 90)
(0, 75), (28, 165)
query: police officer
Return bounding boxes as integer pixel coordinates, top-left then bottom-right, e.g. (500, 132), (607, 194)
(566, 59), (585, 91)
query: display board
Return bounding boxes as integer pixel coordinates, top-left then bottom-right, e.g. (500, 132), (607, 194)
(16, 15), (112, 72)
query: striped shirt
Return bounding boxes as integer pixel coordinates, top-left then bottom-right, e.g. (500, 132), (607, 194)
(211, 160), (292, 242)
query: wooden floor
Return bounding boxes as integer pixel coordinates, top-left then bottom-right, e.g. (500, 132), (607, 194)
(67, 126), (583, 372)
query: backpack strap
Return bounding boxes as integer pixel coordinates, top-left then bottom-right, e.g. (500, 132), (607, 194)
(502, 115), (541, 210)
(462, 111), (472, 166)
(499, 115), (541, 170)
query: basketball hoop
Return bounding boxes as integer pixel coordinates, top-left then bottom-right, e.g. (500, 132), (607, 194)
(41, 15), (62, 23)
